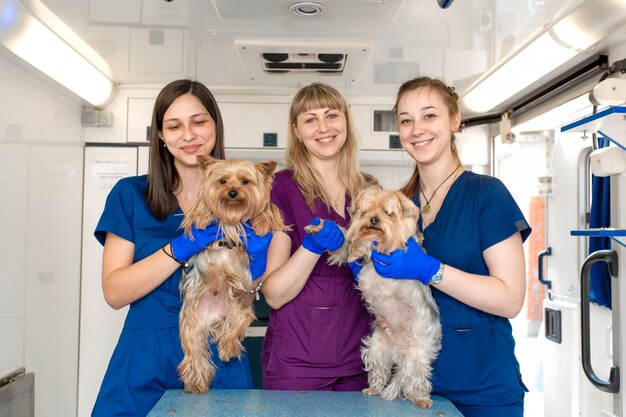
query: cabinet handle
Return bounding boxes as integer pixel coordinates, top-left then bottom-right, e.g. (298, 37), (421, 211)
(538, 247), (552, 289)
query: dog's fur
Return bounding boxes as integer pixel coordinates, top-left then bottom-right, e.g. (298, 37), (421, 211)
(177, 156), (284, 393)
(305, 188), (441, 408)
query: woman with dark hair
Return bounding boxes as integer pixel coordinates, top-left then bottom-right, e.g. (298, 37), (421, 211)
(366, 76), (531, 417)
(91, 79), (270, 416)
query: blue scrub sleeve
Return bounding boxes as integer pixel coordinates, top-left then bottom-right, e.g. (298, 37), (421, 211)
(94, 177), (138, 246)
(478, 178), (531, 251)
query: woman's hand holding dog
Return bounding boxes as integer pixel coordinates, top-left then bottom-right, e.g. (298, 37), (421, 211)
(370, 238), (441, 285)
(171, 222), (223, 262)
(243, 223), (273, 280)
(302, 217), (344, 254)
(348, 259), (364, 283)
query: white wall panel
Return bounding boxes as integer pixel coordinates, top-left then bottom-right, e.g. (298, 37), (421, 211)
(25, 145), (83, 417)
(0, 97), (43, 141)
(127, 98), (154, 143)
(0, 145), (29, 377)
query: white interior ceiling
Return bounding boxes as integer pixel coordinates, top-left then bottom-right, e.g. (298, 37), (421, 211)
(28, 0), (626, 117)
(209, 0), (405, 23)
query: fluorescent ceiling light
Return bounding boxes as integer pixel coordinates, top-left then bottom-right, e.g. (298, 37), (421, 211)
(0, 0), (114, 107)
(462, 0), (626, 114)
(463, 31), (577, 113)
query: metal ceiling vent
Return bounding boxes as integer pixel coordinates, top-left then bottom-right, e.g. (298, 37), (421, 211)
(235, 40), (373, 81)
(289, 2), (327, 17)
(262, 52), (345, 73)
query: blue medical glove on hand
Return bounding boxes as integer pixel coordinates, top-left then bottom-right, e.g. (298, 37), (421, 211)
(302, 217), (344, 255)
(348, 258), (364, 283)
(170, 222), (223, 262)
(370, 238), (440, 285)
(243, 223), (273, 280)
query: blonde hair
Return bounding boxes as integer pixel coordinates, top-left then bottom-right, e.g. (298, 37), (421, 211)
(394, 77), (462, 198)
(286, 82), (371, 207)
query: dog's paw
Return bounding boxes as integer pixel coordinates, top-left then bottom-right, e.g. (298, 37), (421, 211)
(183, 382), (209, 394)
(408, 397), (433, 409)
(303, 220), (324, 235)
(362, 387), (381, 396)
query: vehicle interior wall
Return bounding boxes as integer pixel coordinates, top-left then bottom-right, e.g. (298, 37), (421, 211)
(0, 55), (85, 417)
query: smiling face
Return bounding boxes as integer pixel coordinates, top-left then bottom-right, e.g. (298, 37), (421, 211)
(396, 87), (460, 166)
(158, 92), (217, 170)
(293, 106), (347, 163)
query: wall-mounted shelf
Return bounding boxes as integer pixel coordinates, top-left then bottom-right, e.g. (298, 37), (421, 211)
(561, 106), (626, 134)
(571, 229), (626, 237)
(565, 107), (626, 247)
(571, 229), (626, 249)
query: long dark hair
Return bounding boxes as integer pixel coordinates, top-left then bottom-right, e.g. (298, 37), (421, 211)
(146, 79), (225, 219)
(394, 77), (462, 198)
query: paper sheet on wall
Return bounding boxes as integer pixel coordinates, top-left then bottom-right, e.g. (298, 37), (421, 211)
(92, 157), (131, 191)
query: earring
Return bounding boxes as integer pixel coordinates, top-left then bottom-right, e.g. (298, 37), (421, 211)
(162, 142), (166, 148)
(299, 139), (303, 144)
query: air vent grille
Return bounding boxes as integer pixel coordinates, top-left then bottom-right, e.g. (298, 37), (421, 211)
(234, 40), (373, 82)
(261, 53), (346, 73)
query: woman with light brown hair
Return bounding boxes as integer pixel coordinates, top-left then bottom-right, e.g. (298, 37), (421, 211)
(261, 82), (377, 391)
(370, 76), (531, 416)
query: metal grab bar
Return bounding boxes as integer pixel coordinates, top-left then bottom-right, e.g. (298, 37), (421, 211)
(538, 247), (552, 289)
(580, 249), (620, 393)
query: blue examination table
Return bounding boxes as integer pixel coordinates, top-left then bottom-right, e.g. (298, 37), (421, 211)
(148, 389), (463, 416)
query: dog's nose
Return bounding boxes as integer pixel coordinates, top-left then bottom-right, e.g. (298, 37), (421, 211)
(370, 216), (379, 226)
(228, 189), (238, 199)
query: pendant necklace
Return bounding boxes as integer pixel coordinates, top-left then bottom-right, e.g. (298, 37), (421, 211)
(329, 186), (345, 211)
(420, 165), (459, 215)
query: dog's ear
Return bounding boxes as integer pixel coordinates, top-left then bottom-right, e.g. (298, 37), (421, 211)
(196, 155), (219, 171)
(397, 193), (420, 219)
(351, 188), (370, 210)
(255, 161), (278, 179)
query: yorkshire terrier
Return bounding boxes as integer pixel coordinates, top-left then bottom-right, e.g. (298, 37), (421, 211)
(305, 188), (441, 408)
(177, 156), (284, 394)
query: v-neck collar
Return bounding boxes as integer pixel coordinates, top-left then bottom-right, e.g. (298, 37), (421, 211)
(414, 171), (466, 233)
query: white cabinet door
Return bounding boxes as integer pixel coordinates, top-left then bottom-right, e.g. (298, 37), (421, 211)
(220, 102), (289, 149)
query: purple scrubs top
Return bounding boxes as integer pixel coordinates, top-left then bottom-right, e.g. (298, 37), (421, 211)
(262, 170), (371, 380)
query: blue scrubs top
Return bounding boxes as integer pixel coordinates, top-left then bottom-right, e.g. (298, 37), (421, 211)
(415, 171), (531, 408)
(92, 175), (252, 417)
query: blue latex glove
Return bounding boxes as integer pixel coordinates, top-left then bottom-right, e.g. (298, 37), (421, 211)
(370, 237), (441, 284)
(170, 222), (223, 262)
(302, 217), (344, 255)
(348, 258), (365, 283)
(243, 223), (273, 280)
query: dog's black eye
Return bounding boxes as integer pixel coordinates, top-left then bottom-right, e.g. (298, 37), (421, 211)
(241, 178), (249, 185)
(219, 178), (226, 185)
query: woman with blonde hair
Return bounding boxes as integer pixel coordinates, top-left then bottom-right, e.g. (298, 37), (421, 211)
(261, 82), (377, 391)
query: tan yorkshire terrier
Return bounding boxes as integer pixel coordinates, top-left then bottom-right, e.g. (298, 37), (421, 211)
(305, 188), (442, 408)
(178, 156), (284, 394)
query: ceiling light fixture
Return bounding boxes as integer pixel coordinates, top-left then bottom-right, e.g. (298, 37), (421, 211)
(461, 0), (626, 114)
(289, 2), (327, 17)
(0, 0), (115, 108)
